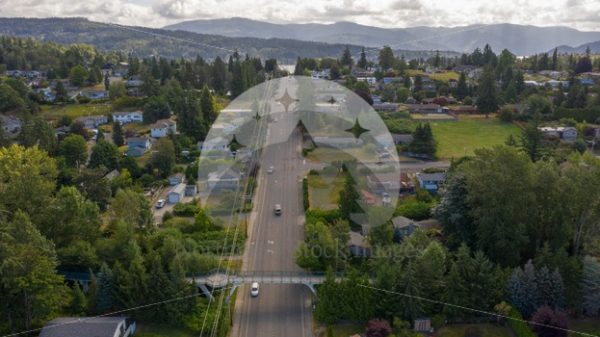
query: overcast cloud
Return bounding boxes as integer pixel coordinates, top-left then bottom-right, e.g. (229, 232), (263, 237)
(0, 0), (599, 30)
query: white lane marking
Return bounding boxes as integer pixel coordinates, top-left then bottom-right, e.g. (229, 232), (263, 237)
(268, 240), (275, 245)
(267, 249), (274, 254)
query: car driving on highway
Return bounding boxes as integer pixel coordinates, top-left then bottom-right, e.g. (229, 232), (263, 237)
(274, 204), (282, 216)
(250, 282), (259, 297)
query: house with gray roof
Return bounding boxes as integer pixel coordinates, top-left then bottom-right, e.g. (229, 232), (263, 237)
(39, 316), (135, 337)
(416, 172), (446, 193)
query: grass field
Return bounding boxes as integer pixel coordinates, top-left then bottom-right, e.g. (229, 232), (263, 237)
(429, 71), (460, 82)
(41, 103), (112, 121)
(437, 324), (513, 337)
(307, 173), (344, 209)
(429, 116), (520, 159)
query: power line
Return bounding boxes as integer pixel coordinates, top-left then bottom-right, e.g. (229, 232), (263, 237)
(358, 284), (599, 337)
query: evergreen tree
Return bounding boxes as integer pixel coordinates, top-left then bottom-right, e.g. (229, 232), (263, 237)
(340, 46), (353, 68)
(456, 72), (469, 100)
(70, 283), (87, 315)
(95, 262), (114, 313)
(112, 121), (124, 146)
(358, 47), (368, 69)
(104, 71), (110, 91)
(200, 85), (217, 125)
(582, 256), (600, 316)
(338, 171), (361, 227)
(379, 46), (395, 70)
(476, 66), (499, 117)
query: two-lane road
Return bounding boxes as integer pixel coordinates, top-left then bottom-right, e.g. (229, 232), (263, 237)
(231, 77), (313, 337)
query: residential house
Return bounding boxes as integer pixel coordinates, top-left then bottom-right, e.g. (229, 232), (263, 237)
(113, 111), (143, 125)
(168, 173), (185, 186)
(150, 119), (177, 138)
(311, 69), (331, 79)
(372, 102), (399, 112)
(185, 184), (198, 196)
(313, 136), (364, 149)
(392, 216), (420, 241)
(539, 126), (577, 142)
(125, 76), (143, 88)
(75, 115), (109, 129)
(406, 104), (448, 114)
(82, 90), (109, 100)
(416, 172), (446, 192)
(366, 172), (401, 194)
(525, 80), (541, 87)
(207, 167), (241, 190)
(391, 133), (414, 145)
(33, 87), (56, 102)
(414, 318), (432, 333)
(39, 317), (136, 337)
(0, 115), (22, 136)
(168, 183), (186, 204)
(356, 77), (377, 85)
(449, 105), (478, 114)
(546, 80), (570, 89)
(453, 65), (479, 74)
(348, 231), (371, 257)
(382, 77), (404, 85)
(351, 68), (374, 77)
(126, 137), (151, 157)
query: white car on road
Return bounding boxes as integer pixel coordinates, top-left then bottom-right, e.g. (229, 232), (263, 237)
(250, 282), (260, 297)
(267, 166), (274, 174)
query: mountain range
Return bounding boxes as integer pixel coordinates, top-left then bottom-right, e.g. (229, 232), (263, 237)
(0, 17), (458, 62)
(165, 17), (600, 56)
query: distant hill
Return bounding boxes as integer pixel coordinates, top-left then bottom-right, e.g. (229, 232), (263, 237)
(555, 40), (600, 54)
(0, 17), (362, 62)
(165, 18), (600, 56)
(0, 17), (455, 63)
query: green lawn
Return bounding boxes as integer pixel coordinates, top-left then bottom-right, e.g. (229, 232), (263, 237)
(135, 324), (196, 337)
(429, 117), (520, 159)
(437, 323), (513, 337)
(40, 103), (112, 121)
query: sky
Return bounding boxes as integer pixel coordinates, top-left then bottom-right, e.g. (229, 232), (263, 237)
(0, 0), (600, 30)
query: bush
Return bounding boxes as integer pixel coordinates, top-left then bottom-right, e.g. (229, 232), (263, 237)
(507, 307), (537, 337)
(395, 200), (432, 220)
(554, 107), (600, 122)
(302, 178), (310, 210)
(498, 106), (514, 122)
(173, 202), (200, 217)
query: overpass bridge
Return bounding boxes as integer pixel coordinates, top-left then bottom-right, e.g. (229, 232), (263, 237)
(187, 271), (343, 301)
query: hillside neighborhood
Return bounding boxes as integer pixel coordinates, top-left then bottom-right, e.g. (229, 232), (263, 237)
(1, 13), (600, 337)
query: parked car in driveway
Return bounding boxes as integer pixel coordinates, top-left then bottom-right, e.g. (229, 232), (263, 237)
(155, 199), (166, 209)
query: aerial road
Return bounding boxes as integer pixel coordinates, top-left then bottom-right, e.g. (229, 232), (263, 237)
(231, 77), (313, 337)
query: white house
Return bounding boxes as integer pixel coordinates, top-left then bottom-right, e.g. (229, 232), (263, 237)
(113, 111), (143, 125)
(150, 119), (177, 138)
(539, 126), (577, 142)
(167, 183), (186, 204)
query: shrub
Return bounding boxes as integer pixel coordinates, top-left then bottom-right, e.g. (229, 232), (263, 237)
(173, 202), (200, 217)
(396, 200), (432, 220)
(302, 178), (310, 210)
(507, 307), (537, 337)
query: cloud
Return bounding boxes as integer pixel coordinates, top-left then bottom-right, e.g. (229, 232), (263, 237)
(0, 0), (599, 30)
